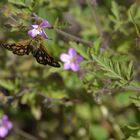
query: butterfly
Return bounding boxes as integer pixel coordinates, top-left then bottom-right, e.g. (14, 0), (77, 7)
(0, 40), (60, 67)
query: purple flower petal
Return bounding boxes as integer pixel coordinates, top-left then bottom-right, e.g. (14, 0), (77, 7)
(71, 63), (80, 71)
(28, 19), (51, 39)
(2, 115), (8, 121)
(68, 48), (77, 57)
(60, 47), (83, 72)
(40, 30), (48, 39)
(31, 25), (39, 29)
(40, 20), (51, 28)
(0, 115), (13, 138)
(28, 29), (40, 38)
(0, 127), (8, 138)
(76, 55), (83, 63)
(60, 54), (71, 62)
(64, 63), (71, 70)
(6, 122), (13, 130)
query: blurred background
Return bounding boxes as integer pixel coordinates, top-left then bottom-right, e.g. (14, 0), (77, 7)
(0, 0), (140, 140)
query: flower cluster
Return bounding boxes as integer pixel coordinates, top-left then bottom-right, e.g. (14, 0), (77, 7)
(60, 48), (83, 72)
(28, 20), (51, 39)
(0, 115), (13, 138)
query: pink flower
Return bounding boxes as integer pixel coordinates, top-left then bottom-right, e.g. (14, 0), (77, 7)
(60, 48), (83, 72)
(0, 115), (13, 138)
(28, 20), (51, 39)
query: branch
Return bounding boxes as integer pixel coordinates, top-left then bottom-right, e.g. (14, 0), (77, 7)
(100, 105), (125, 140)
(14, 127), (41, 140)
(54, 28), (93, 47)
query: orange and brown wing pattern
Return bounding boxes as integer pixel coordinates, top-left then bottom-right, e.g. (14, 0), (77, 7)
(32, 44), (60, 67)
(0, 40), (33, 55)
(0, 40), (60, 67)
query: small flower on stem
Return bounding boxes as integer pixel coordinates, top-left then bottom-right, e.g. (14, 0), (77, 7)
(0, 115), (13, 138)
(28, 20), (51, 39)
(60, 48), (83, 72)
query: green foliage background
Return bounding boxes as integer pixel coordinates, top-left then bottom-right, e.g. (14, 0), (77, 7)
(0, 0), (140, 140)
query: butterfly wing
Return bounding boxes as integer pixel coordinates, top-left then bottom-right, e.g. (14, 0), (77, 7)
(1, 40), (60, 67)
(0, 40), (33, 55)
(32, 44), (60, 67)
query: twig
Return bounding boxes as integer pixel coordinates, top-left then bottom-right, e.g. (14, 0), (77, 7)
(86, 0), (103, 37)
(124, 85), (140, 92)
(100, 105), (125, 140)
(14, 127), (40, 140)
(54, 28), (93, 47)
(86, 0), (109, 53)
(129, 10), (140, 37)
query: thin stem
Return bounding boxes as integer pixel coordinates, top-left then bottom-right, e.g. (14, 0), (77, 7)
(129, 10), (140, 37)
(86, 0), (109, 53)
(86, 0), (103, 37)
(54, 28), (93, 47)
(124, 84), (140, 92)
(14, 127), (40, 140)
(100, 105), (125, 140)
(9, 16), (19, 24)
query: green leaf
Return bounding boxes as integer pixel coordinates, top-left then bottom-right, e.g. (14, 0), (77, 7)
(21, 92), (36, 105)
(0, 80), (16, 91)
(115, 92), (132, 107)
(123, 125), (140, 139)
(93, 37), (102, 55)
(8, 0), (33, 8)
(92, 54), (123, 80)
(90, 124), (109, 140)
(8, 0), (26, 6)
(31, 105), (42, 120)
(130, 95), (140, 110)
(128, 61), (133, 80)
(111, 1), (120, 20)
(76, 103), (92, 120)
(127, 136), (140, 140)
(91, 54), (133, 87)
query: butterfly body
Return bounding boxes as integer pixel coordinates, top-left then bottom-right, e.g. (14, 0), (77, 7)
(0, 40), (60, 67)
